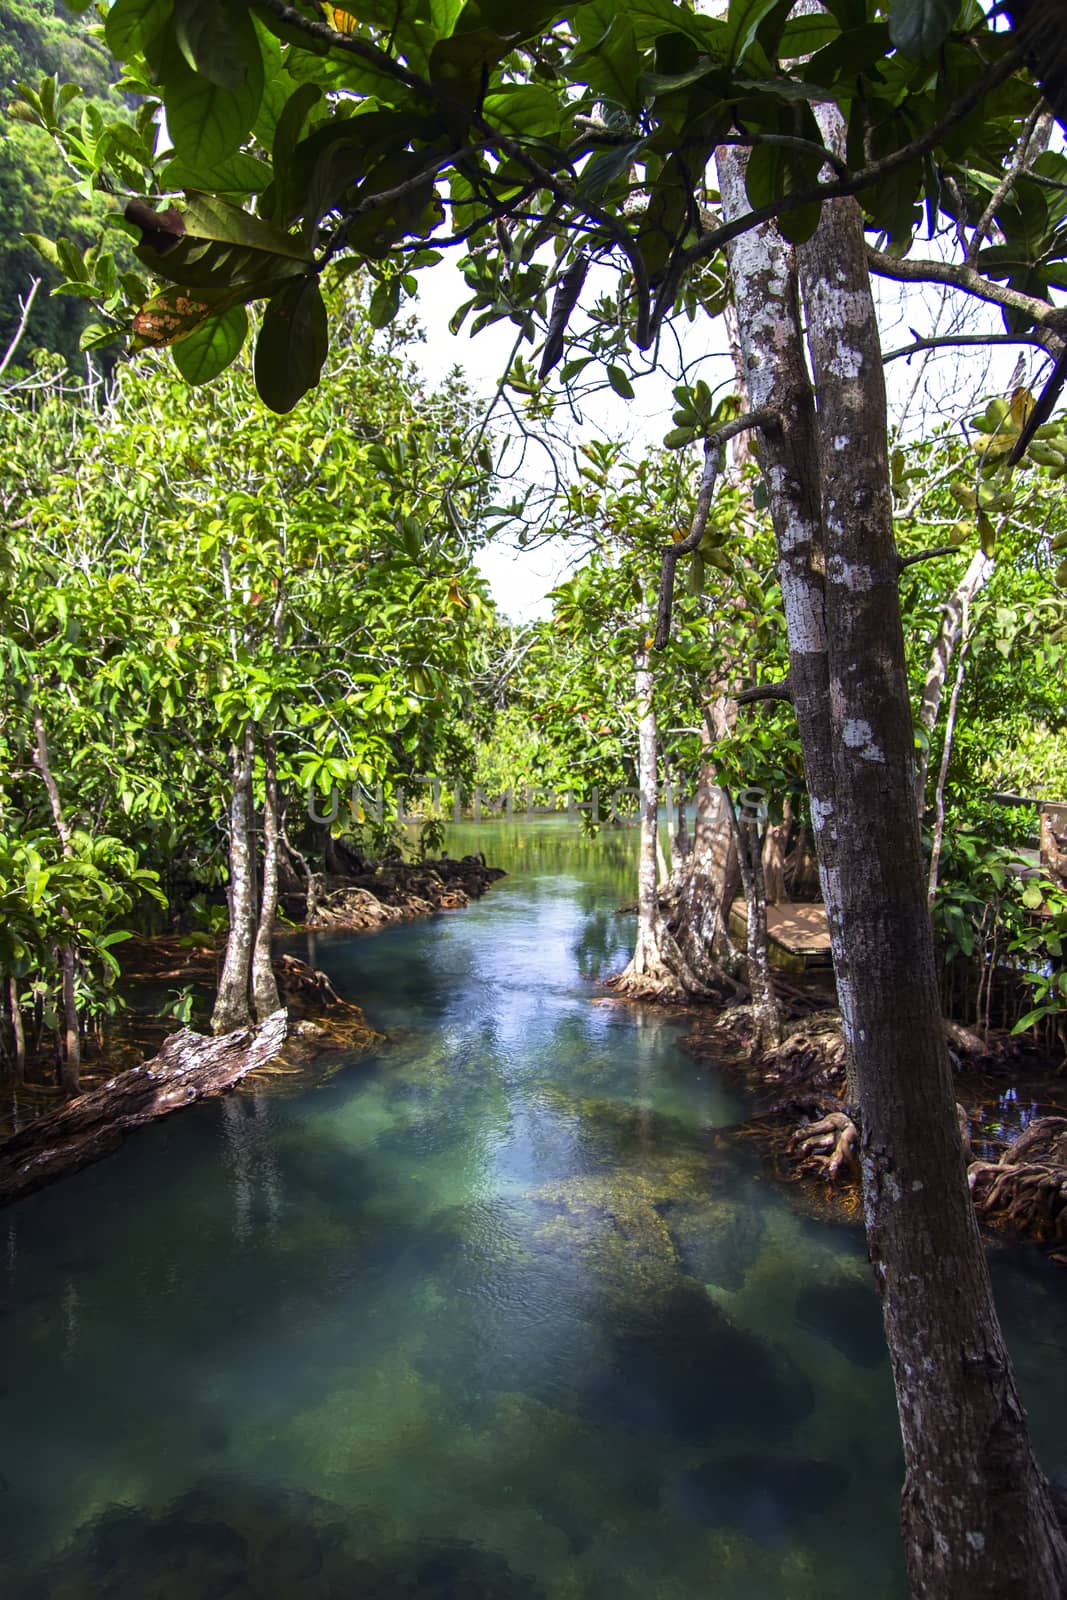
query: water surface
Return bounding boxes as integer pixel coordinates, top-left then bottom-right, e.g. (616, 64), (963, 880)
(2, 820), (1065, 1599)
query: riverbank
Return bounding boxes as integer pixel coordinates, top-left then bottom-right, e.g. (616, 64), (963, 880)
(677, 997), (1067, 1259)
(0, 856), (505, 1166)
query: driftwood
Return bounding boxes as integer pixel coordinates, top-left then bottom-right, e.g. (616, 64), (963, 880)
(0, 1009), (287, 1208)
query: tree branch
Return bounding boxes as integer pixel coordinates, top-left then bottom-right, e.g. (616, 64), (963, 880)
(714, 132), (848, 179)
(656, 43), (1027, 326)
(735, 677), (794, 705)
(653, 409), (777, 650)
(966, 104), (1051, 266)
(899, 545), (965, 571)
(0, 278), (41, 379)
(250, 0), (447, 104)
(868, 247), (1067, 338)
(884, 331), (1055, 363)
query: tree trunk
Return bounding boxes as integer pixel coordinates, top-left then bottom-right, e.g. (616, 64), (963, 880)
(716, 144), (841, 1046)
(796, 170), (1067, 1597)
(251, 734), (282, 1022)
(211, 727), (257, 1035)
(9, 977), (25, 1086)
(615, 647), (678, 994)
(31, 707), (80, 1094)
(728, 795), (780, 1049)
(762, 798), (791, 905)
(927, 620), (972, 907)
(58, 944), (80, 1096)
(0, 1010), (287, 1207)
(914, 549), (991, 810)
(663, 767), (741, 984)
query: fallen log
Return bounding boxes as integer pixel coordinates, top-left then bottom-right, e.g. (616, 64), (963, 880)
(0, 1009), (288, 1208)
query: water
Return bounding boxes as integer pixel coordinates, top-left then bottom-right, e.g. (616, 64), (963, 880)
(1, 820), (1065, 1599)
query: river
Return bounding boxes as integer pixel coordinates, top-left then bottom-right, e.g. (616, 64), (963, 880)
(1, 819), (1065, 1598)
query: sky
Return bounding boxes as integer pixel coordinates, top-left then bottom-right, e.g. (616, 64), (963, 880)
(406, 247), (1047, 624)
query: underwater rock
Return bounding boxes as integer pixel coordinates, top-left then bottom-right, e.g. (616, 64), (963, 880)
(36, 1481), (354, 1600)
(582, 1278), (814, 1446)
(675, 1452), (848, 1539)
(795, 1277), (887, 1369)
(661, 1197), (765, 1292)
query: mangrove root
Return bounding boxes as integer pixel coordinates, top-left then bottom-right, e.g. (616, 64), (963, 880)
(793, 1110), (860, 1183)
(0, 1009), (287, 1208)
(968, 1116), (1067, 1242)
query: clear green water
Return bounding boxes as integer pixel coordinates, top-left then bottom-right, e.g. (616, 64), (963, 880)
(2, 820), (1065, 1599)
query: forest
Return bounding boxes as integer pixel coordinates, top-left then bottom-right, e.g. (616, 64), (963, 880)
(1, 2), (1067, 1598)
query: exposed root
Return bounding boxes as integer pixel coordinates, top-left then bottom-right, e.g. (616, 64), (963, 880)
(793, 1110), (860, 1182)
(762, 1011), (849, 1093)
(275, 954), (357, 1014)
(300, 856), (505, 931)
(968, 1117), (1067, 1243)
(610, 917), (738, 1004)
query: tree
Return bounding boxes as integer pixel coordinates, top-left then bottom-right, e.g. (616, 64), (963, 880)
(0, 292), (497, 1059)
(0, 0), (133, 365)
(28, 2), (1067, 1590)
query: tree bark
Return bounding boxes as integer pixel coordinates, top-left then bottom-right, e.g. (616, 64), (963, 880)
(762, 798), (791, 905)
(0, 1010), (287, 1207)
(251, 734), (282, 1022)
(716, 145), (842, 1050)
(8, 977), (25, 1086)
(927, 618), (972, 907)
(211, 727), (257, 1035)
(914, 549), (991, 811)
(728, 794), (780, 1049)
(30, 708), (80, 1094)
(662, 766), (740, 987)
(796, 172), (1067, 1597)
(616, 647), (677, 993)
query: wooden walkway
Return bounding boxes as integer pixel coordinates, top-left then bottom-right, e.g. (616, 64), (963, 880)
(729, 899), (832, 970)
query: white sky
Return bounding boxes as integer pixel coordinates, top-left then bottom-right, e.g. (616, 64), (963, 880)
(409, 250), (1047, 623)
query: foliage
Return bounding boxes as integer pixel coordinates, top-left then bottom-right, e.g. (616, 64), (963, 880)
(0, 287), (498, 1071)
(14, 0), (1065, 434)
(0, 1), (129, 365)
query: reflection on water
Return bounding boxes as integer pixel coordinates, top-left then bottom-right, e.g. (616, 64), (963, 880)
(1, 820), (1065, 1599)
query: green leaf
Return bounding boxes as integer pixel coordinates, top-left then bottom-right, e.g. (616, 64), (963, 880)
(254, 276), (328, 413)
(745, 139), (822, 245)
(723, 0), (782, 65)
(22, 232), (60, 268)
(1012, 1004), (1055, 1034)
(664, 426), (696, 449)
(577, 140), (645, 200)
(368, 277), (402, 329)
(173, 0), (257, 89)
(163, 21), (264, 166)
(172, 305), (249, 383)
(79, 322), (121, 352)
(607, 365), (635, 399)
(482, 85), (563, 139)
(178, 193), (309, 261)
(106, 0), (173, 59)
(778, 11), (839, 58)
(977, 509), (997, 558)
(160, 152), (273, 192)
(888, 0), (959, 61)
